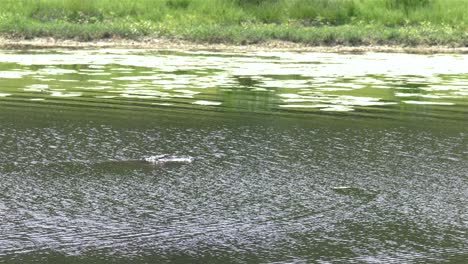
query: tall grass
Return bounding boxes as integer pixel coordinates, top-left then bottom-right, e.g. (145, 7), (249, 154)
(2, 0), (467, 25)
(0, 0), (466, 45)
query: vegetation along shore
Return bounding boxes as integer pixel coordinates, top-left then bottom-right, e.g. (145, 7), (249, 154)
(0, 0), (467, 48)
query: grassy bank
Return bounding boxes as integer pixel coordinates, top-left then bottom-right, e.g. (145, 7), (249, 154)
(0, 0), (467, 46)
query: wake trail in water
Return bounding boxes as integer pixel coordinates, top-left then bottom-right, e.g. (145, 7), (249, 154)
(11, 155), (194, 167)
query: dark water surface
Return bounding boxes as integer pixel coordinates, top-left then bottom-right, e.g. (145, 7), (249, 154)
(0, 50), (467, 263)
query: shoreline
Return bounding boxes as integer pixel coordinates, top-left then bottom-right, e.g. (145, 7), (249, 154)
(1, 37), (467, 54)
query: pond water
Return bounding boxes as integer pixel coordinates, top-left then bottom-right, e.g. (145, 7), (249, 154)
(0, 49), (467, 263)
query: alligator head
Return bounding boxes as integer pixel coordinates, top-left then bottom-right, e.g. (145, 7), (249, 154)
(143, 155), (194, 164)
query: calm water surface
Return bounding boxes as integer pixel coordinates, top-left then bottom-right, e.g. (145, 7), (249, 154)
(0, 49), (467, 263)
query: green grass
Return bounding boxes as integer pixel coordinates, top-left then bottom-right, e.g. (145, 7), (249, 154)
(0, 0), (467, 46)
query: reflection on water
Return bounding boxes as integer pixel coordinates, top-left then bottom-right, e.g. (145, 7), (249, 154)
(0, 50), (467, 263)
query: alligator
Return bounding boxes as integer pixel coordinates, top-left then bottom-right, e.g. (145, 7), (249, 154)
(142, 154), (194, 164)
(21, 155), (194, 168)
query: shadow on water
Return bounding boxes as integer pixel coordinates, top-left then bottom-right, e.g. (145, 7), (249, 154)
(331, 186), (379, 202)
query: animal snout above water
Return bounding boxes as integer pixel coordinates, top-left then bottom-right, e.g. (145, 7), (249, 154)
(143, 155), (194, 164)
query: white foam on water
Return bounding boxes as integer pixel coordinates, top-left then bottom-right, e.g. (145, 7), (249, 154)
(192, 100), (222, 106)
(95, 95), (116, 99)
(280, 94), (302, 99)
(88, 80), (112, 84)
(262, 79), (310, 89)
(403, 101), (455, 105)
(420, 94), (453, 99)
(23, 84), (49, 92)
(39, 68), (76, 75)
(82, 86), (111, 90)
(159, 84), (190, 89)
(251, 88), (269, 92)
(281, 94), (395, 108)
(119, 89), (171, 98)
(113, 76), (156, 81)
(79, 69), (105, 73)
(50, 91), (82, 97)
(120, 93), (156, 99)
(89, 65), (105, 69)
(454, 91), (468, 96)
(27, 84), (49, 89)
(424, 85), (460, 91)
(317, 87), (353, 91)
(396, 93), (457, 99)
(279, 104), (329, 108)
(320, 105), (354, 112)
(173, 94), (194, 98)
(59, 80), (79, 83)
(35, 77), (55, 82)
(125, 83), (147, 88)
(112, 67), (134, 72)
(175, 89), (200, 95)
(0, 71), (34, 78)
(283, 98), (323, 103)
(86, 72), (112, 76)
(332, 83), (364, 89)
(151, 103), (174, 106)
(395, 93), (423, 97)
